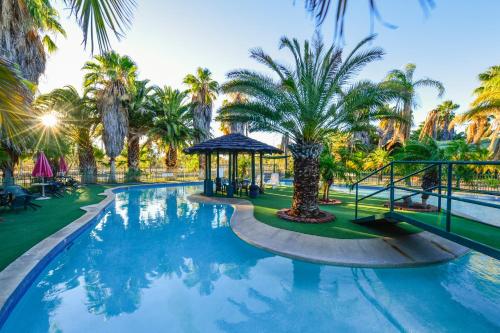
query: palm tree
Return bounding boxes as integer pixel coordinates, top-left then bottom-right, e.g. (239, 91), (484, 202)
(35, 86), (99, 183)
(394, 137), (444, 206)
(184, 68), (218, 171)
(127, 80), (154, 178)
(0, 58), (31, 183)
(381, 63), (444, 147)
(364, 147), (391, 182)
(150, 86), (195, 169)
(217, 93), (248, 135)
(0, 0), (135, 84)
(459, 66), (500, 159)
(218, 35), (387, 219)
(83, 51), (137, 182)
(304, 0), (435, 38)
(437, 100), (459, 140)
(419, 108), (439, 140)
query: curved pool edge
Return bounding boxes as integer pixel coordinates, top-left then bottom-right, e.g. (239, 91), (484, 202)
(0, 181), (202, 327)
(188, 194), (470, 268)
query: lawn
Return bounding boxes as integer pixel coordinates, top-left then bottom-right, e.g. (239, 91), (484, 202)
(246, 187), (500, 250)
(0, 185), (113, 271)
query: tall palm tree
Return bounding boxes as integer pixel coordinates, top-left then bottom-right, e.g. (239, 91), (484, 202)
(437, 100), (459, 140)
(184, 68), (218, 170)
(459, 66), (500, 159)
(219, 35), (387, 219)
(381, 63), (444, 147)
(419, 108), (439, 140)
(150, 86), (195, 169)
(83, 51), (137, 182)
(35, 86), (99, 183)
(0, 0), (135, 84)
(0, 58), (31, 183)
(127, 80), (154, 176)
(217, 93), (248, 135)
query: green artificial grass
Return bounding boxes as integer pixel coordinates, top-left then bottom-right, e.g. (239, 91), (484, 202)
(0, 185), (113, 271)
(246, 187), (500, 250)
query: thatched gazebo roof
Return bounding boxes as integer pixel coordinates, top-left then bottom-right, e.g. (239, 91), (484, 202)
(183, 133), (282, 154)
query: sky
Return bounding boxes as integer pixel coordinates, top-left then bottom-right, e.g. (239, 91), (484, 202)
(39, 0), (500, 145)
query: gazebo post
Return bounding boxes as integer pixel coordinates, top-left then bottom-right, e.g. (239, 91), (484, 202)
(233, 152), (238, 192)
(249, 152), (259, 198)
(203, 152), (208, 195)
(259, 152), (264, 194)
(227, 153), (234, 197)
(206, 153), (213, 196)
(215, 151), (221, 193)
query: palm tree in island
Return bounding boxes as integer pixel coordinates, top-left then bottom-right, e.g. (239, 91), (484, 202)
(219, 35), (391, 220)
(127, 80), (154, 179)
(150, 86), (196, 169)
(83, 51), (137, 182)
(184, 68), (219, 171)
(380, 63), (444, 148)
(35, 86), (100, 183)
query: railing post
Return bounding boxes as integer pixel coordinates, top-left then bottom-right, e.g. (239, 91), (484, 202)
(437, 163), (442, 212)
(446, 163), (453, 232)
(355, 183), (359, 220)
(390, 162), (394, 213)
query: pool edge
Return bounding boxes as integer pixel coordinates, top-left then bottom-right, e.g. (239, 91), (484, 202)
(187, 194), (470, 269)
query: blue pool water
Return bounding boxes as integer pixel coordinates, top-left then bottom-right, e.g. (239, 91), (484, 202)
(1, 185), (499, 332)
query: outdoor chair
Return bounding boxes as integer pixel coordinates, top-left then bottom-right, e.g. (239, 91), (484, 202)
(4, 185), (41, 211)
(239, 179), (250, 196)
(46, 180), (64, 198)
(221, 178), (230, 193)
(0, 191), (11, 210)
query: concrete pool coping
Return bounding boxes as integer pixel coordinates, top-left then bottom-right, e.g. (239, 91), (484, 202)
(188, 194), (470, 268)
(0, 182), (469, 325)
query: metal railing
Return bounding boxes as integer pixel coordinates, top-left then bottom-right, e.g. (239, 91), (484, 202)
(352, 160), (500, 259)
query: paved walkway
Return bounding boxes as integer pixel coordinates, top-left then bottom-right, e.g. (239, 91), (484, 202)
(190, 194), (469, 268)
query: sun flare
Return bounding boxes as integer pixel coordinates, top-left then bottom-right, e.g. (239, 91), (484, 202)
(40, 112), (59, 128)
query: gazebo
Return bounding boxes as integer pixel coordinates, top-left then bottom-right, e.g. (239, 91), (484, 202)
(183, 133), (282, 198)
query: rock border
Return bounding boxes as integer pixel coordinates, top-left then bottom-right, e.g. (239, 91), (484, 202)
(384, 202), (440, 212)
(188, 194), (469, 268)
(277, 208), (335, 223)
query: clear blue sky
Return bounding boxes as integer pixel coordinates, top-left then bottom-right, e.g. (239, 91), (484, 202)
(40, 0), (500, 144)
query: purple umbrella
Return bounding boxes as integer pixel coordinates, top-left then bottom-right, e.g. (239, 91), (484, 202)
(32, 152), (53, 199)
(59, 156), (68, 175)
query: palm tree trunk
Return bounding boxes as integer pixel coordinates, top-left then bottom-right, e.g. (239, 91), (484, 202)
(165, 143), (177, 169)
(402, 101), (412, 141)
(289, 143), (323, 218)
(109, 158), (117, 183)
(127, 132), (140, 172)
(0, 0), (46, 83)
(1, 146), (19, 185)
(421, 167), (438, 206)
(78, 130), (97, 183)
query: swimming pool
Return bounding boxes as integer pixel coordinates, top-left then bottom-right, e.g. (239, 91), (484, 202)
(1, 184), (499, 332)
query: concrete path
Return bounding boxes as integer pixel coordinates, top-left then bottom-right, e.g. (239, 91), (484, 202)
(189, 194), (469, 268)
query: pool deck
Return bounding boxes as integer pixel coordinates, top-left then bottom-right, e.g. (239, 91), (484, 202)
(189, 194), (470, 268)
